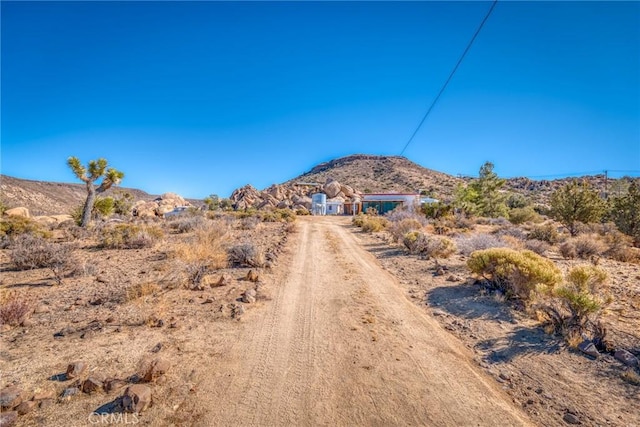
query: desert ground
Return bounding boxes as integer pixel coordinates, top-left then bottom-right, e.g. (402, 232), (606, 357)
(1, 214), (638, 426)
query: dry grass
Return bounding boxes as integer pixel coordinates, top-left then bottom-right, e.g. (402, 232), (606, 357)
(621, 369), (640, 386)
(125, 282), (161, 302)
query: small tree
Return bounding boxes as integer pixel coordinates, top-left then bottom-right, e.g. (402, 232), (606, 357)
(454, 162), (507, 218)
(203, 194), (220, 211)
(550, 180), (605, 236)
(67, 157), (124, 227)
(609, 181), (640, 246)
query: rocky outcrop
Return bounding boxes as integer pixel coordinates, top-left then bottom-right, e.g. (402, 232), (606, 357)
(133, 193), (191, 218)
(230, 178), (360, 211)
(4, 207), (30, 218)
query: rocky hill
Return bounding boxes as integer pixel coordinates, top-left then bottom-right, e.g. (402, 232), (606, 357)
(0, 175), (159, 216)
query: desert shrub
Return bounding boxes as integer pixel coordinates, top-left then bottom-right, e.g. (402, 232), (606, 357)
(10, 234), (74, 285)
(352, 214), (366, 227)
(173, 224), (228, 286)
(432, 217), (452, 235)
(261, 209), (296, 223)
(494, 225), (527, 241)
(455, 233), (506, 256)
(295, 208), (310, 216)
(0, 216), (50, 239)
(568, 234), (606, 259)
(523, 239), (551, 256)
(361, 216), (389, 233)
(559, 241), (577, 259)
(403, 231), (420, 253)
(0, 292), (33, 326)
(227, 242), (265, 267)
(284, 222), (298, 234)
(506, 193), (530, 209)
(415, 234), (456, 259)
(125, 282), (161, 302)
(100, 224), (163, 249)
(608, 181), (640, 246)
(421, 202), (453, 220)
(467, 248), (562, 302)
(168, 216), (207, 233)
(453, 212), (475, 231)
(388, 218), (423, 243)
(386, 207), (427, 224)
(598, 228), (638, 262)
(527, 223), (560, 244)
(475, 217), (510, 227)
(508, 207), (540, 225)
(538, 266), (610, 341)
(240, 216), (261, 230)
(93, 197), (115, 218)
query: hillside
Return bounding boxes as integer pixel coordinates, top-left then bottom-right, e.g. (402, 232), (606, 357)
(288, 154), (462, 198)
(0, 175), (157, 216)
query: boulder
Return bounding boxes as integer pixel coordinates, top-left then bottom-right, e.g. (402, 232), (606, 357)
(81, 377), (104, 394)
(122, 384), (151, 414)
(323, 180), (342, 198)
(4, 207), (29, 218)
(340, 185), (355, 198)
(0, 386), (22, 410)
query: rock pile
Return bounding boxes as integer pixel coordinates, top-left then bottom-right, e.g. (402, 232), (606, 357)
(133, 193), (191, 218)
(230, 178), (360, 211)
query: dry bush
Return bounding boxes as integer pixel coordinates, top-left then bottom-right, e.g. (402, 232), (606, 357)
(10, 234), (75, 285)
(404, 231), (456, 259)
(570, 234), (606, 259)
(467, 248), (562, 303)
(559, 241), (578, 259)
(432, 217), (452, 235)
(240, 216), (261, 230)
(494, 225), (527, 241)
(388, 218), (424, 243)
(352, 214), (366, 227)
(599, 229), (639, 262)
(100, 224), (163, 249)
(168, 216), (207, 233)
(455, 233), (507, 256)
(524, 239), (551, 256)
(173, 224), (228, 286)
(125, 282), (161, 302)
(261, 209), (296, 223)
(227, 242), (266, 267)
(361, 216), (389, 233)
(527, 223), (560, 244)
(284, 222), (298, 234)
(0, 292), (33, 326)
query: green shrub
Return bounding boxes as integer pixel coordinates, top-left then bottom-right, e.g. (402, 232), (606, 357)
(508, 207), (540, 225)
(467, 248), (562, 302)
(422, 202), (453, 220)
(539, 265), (610, 341)
(100, 224), (163, 249)
(93, 197), (115, 218)
(0, 216), (50, 239)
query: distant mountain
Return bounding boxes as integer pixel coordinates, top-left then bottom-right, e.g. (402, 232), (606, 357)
(0, 175), (158, 216)
(288, 154), (462, 198)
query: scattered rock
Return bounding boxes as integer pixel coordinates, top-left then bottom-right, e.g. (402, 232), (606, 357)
(241, 289), (257, 304)
(60, 387), (79, 399)
(122, 384), (151, 414)
(0, 386), (22, 410)
(104, 379), (128, 394)
(0, 411), (18, 427)
(499, 372), (511, 381)
(66, 361), (87, 379)
(34, 305), (50, 314)
(245, 270), (259, 282)
(577, 340), (599, 359)
(203, 274), (228, 288)
(563, 413), (581, 424)
(614, 349), (639, 367)
(151, 343), (163, 353)
(142, 358), (170, 383)
(38, 399), (54, 409)
(54, 327), (74, 338)
(445, 275), (461, 282)
(231, 303), (245, 319)
(32, 390), (55, 401)
(16, 400), (37, 415)
(81, 377), (104, 394)
(434, 268), (445, 276)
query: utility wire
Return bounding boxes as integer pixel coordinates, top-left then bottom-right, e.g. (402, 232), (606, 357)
(400, 0), (498, 156)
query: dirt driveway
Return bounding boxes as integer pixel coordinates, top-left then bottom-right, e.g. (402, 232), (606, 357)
(197, 217), (531, 426)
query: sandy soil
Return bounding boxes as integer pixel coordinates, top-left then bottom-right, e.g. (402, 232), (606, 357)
(352, 223), (640, 427)
(194, 217), (530, 426)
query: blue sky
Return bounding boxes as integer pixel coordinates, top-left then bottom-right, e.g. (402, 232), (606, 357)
(2, 1), (638, 199)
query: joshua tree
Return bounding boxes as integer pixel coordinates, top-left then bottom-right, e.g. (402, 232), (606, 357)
(67, 157), (124, 227)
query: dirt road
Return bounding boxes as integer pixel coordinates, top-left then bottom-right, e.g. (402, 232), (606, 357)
(198, 217), (532, 426)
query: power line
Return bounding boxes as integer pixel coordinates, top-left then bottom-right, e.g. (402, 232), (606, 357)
(400, 0), (498, 156)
